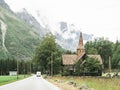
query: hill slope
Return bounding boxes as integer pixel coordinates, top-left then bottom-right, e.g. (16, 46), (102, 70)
(16, 8), (50, 37)
(0, 2), (40, 60)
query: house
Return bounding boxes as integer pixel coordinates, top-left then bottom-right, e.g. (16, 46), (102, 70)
(9, 71), (17, 76)
(62, 32), (103, 76)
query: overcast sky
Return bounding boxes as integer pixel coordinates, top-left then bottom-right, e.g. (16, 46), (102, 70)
(5, 0), (120, 42)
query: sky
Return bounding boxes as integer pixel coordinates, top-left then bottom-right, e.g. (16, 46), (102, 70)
(5, 0), (120, 42)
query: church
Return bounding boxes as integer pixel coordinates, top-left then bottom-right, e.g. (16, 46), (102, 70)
(62, 32), (103, 76)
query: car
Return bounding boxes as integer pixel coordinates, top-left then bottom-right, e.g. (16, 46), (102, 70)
(36, 71), (41, 77)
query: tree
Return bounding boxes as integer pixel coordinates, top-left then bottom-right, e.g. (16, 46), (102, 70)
(112, 43), (120, 69)
(96, 38), (113, 69)
(0, 58), (18, 75)
(85, 40), (98, 54)
(74, 60), (84, 76)
(74, 57), (102, 76)
(33, 33), (61, 75)
(85, 57), (102, 75)
(85, 38), (113, 69)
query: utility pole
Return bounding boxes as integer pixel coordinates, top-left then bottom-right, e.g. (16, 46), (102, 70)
(17, 59), (19, 80)
(30, 61), (31, 74)
(109, 56), (111, 73)
(51, 54), (53, 76)
(24, 61), (25, 77)
(17, 54), (19, 80)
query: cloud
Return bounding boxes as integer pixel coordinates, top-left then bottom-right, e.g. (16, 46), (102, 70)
(5, 0), (120, 42)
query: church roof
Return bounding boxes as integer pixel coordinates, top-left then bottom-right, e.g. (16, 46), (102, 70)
(76, 52), (85, 60)
(62, 32), (103, 66)
(62, 52), (85, 65)
(62, 54), (103, 65)
(87, 55), (103, 64)
(62, 54), (77, 65)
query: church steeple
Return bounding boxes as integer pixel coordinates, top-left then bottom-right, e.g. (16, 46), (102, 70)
(77, 32), (85, 56)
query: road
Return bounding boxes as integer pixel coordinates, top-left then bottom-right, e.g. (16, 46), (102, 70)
(0, 75), (60, 90)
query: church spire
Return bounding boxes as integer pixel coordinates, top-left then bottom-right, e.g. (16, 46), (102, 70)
(77, 32), (83, 49)
(77, 32), (85, 56)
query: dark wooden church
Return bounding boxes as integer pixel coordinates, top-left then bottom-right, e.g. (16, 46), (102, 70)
(62, 32), (103, 76)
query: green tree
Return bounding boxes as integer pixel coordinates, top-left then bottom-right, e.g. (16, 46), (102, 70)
(74, 60), (84, 76)
(96, 38), (113, 69)
(85, 41), (98, 54)
(74, 57), (102, 76)
(85, 57), (102, 74)
(85, 38), (113, 69)
(34, 33), (61, 75)
(112, 43), (120, 69)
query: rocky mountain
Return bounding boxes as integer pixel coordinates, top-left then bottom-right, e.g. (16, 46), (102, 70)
(16, 10), (93, 51)
(3, 0), (93, 52)
(15, 8), (94, 51)
(0, 0), (40, 60)
(0, 0), (10, 11)
(16, 8), (50, 37)
(55, 22), (93, 51)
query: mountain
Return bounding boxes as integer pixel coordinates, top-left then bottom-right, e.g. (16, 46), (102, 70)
(16, 8), (50, 37)
(24, 11), (93, 51)
(15, 8), (93, 51)
(0, 0), (40, 60)
(55, 22), (93, 51)
(16, 10), (93, 51)
(0, 0), (10, 11)
(4, 0), (93, 51)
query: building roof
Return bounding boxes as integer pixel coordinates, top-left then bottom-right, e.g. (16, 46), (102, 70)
(87, 55), (103, 64)
(62, 52), (85, 65)
(76, 52), (85, 60)
(62, 32), (103, 66)
(62, 54), (77, 65)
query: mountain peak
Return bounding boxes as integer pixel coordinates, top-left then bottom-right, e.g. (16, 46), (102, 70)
(0, 0), (11, 10)
(55, 21), (93, 51)
(16, 8), (50, 37)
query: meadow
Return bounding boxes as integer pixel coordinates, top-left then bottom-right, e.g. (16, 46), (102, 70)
(48, 76), (120, 90)
(0, 75), (30, 86)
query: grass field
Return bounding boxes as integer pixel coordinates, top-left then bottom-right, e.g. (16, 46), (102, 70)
(0, 75), (30, 86)
(47, 76), (120, 90)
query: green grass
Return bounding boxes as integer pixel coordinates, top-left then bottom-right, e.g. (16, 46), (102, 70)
(50, 76), (120, 90)
(0, 75), (30, 86)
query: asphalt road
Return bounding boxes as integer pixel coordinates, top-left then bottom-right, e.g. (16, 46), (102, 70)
(0, 75), (60, 90)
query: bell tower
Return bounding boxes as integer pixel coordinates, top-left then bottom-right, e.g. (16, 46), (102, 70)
(77, 32), (85, 56)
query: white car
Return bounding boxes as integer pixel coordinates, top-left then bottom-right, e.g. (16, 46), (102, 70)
(36, 71), (41, 77)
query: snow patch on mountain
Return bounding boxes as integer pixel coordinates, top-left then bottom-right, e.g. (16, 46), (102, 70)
(14, 8), (94, 51)
(0, 19), (8, 52)
(28, 10), (94, 51)
(52, 21), (94, 51)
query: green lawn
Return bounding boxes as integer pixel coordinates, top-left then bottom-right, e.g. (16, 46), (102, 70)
(0, 75), (30, 86)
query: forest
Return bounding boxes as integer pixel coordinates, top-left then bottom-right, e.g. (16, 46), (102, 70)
(0, 34), (120, 75)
